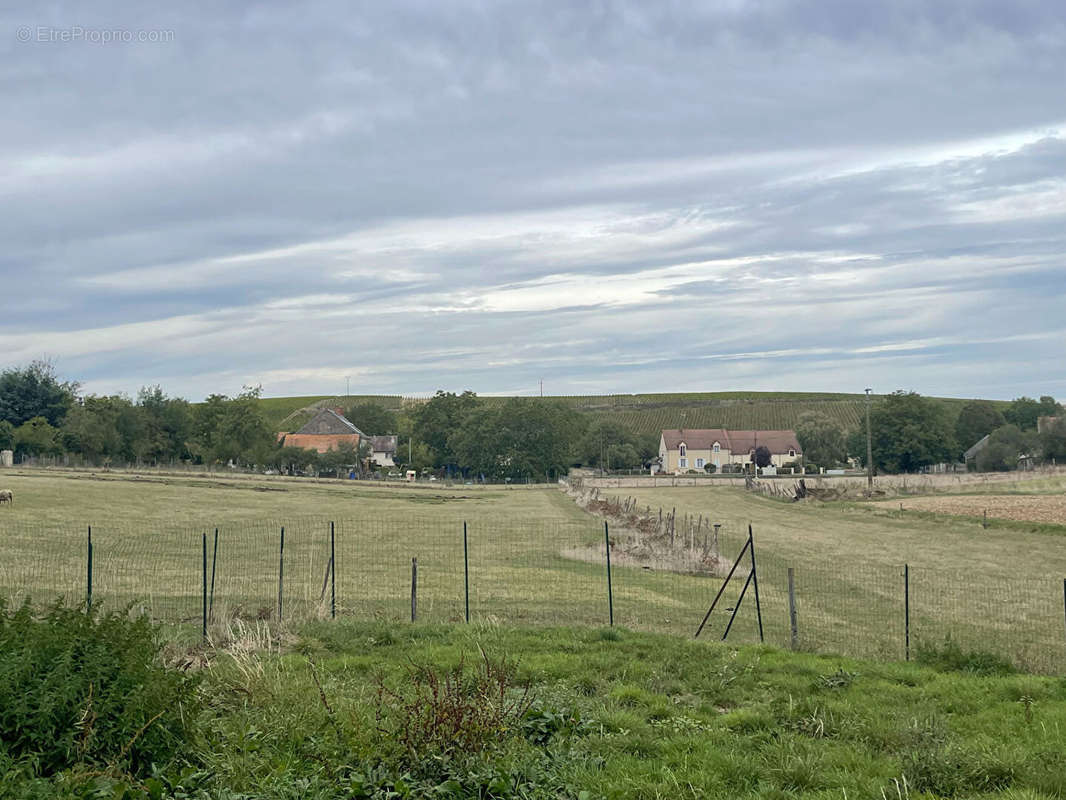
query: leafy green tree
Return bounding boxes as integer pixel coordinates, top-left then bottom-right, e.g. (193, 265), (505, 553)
(13, 416), (62, 456)
(0, 360), (78, 427)
(845, 427), (867, 467)
(795, 412), (846, 468)
(450, 399), (582, 481)
(61, 395), (131, 463)
(1004, 396), (1061, 431)
(753, 445), (772, 468)
(1040, 417), (1066, 463)
(136, 386), (193, 462)
(344, 402), (398, 436)
(192, 386), (274, 465)
(413, 391), (479, 468)
(577, 419), (647, 469)
(976, 425), (1035, 472)
(954, 400), (1006, 453)
(870, 391), (957, 473)
(0, 420), (13, 450)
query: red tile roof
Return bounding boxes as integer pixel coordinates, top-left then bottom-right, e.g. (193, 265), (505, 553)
(661, 428), (801, 455)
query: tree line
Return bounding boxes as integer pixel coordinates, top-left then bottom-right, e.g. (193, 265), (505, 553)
(0, 363), (659, 480)
(3, 361), (1061, 478)
(795, 391), (1065, 473)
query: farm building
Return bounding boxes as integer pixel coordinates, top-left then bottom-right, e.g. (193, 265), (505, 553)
(277, 408), (364, 453)
(658, 428), (801, 473)
(368, 435), (398, 467)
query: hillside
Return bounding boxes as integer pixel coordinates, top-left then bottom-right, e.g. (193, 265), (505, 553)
(260, 391), (993, 435)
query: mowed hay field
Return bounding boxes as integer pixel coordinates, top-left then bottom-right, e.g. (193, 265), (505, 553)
(885, 493), (1066, 525)
(613, 478), (1066, 672)
(1, 468), (1065, 672)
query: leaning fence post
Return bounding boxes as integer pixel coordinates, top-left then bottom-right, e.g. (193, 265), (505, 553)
(86, 526), (93, 614)
(463, 522), (470, 623)
(787, 567), (798, 650)
(209, 528), (218, 620)
(605, 521), (614, 626)
(278, 526), (285, 623)
(749, 524), (764, 643)
(411, 557), (418, 623)
(904, 563), (910, 661)
(201, 532), (208, 642)
(330, 521), (336, 620)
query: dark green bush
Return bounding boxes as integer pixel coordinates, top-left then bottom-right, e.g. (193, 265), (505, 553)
(0, 598), (201, 779)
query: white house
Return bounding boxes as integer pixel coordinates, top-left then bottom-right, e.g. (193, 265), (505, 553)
(659, 428), (802, 473)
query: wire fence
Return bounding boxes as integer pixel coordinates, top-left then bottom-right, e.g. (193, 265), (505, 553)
(1, 515), (1063, 674)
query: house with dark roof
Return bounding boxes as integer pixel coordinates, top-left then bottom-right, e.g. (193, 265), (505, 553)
(278, 408), (364, 454)
(658, 428), (801, 473)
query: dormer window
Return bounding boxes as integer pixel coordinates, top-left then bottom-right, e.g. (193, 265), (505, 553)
(789, 449), (796, 458)
(712, 443), (720, 453)
(679, 443), (687, 457)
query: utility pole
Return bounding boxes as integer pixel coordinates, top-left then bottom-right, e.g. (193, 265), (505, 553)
(865, 388), (873, 490)
(346, 376), (350, 398)
(539, 378), (543, 397)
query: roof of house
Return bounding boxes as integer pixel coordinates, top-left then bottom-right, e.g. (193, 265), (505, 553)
(369, 435), (398, 452)
(963, 434), (990, 460)
(294, 408), (365, 437)
(661, 429), (729, 450)
(661, 428), (801, 454)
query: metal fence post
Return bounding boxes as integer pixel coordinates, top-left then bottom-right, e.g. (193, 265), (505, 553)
(604, 521), (614, 626)
(904, 563), (910, 661)
(86, 526), (93, 614)
(463, 522), (470, 623)
(787, 567), (798, 650)
(330, 521), (336, 620)
(278, 526), (285, 623)
(201, 532), (208, 642)
(411, 557), (418, 623)
(749, 525), (764, 643)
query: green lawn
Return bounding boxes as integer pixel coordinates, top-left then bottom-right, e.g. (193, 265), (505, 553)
(1, 469), (1064, 673)
(39, 621), (1066, 799)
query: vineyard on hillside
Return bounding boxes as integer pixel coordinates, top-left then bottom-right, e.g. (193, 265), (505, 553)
(258, 391), (989, 436)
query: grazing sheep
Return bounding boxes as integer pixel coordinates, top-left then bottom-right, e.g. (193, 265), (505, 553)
(0, 490), (12, 505)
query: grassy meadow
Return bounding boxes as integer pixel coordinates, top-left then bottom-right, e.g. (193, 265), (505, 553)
(10, 617), (1066, 799)
(0, 468), (1064, 672)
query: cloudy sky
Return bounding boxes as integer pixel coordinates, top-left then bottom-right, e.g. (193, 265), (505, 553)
(2, 1), (1064, 401)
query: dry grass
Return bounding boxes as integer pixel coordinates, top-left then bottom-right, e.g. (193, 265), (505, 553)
(883, 493), (1066, 525)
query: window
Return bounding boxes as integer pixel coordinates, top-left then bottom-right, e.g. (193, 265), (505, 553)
(696, 458), (705, 468)
(679, 458), (688, 468)
(679, 443), (687, 456)
(789, 449), (796, 458)
(712, 443), (720, 452)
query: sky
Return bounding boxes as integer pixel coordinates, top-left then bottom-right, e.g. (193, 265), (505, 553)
(2, 1), (1064, 402)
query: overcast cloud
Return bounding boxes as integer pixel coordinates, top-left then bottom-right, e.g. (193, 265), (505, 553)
(1, 1), (1064, 400)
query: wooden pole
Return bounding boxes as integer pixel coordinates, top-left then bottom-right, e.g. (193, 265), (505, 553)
(278, 527), (285, 623)
(411, 557), (418, 622)
(787, 567), (798, 650)
(605, 521), (614, 626)
(463, 522), (470, 623)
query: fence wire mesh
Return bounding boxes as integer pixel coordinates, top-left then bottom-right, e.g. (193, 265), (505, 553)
(0, 515), (1063, 674)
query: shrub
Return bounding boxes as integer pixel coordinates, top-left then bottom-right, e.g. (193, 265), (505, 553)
(374, 651), (535, 757)
(0, 598), (201, 778)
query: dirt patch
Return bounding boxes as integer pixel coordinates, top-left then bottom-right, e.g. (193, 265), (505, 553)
(882, 494), (1066, 525)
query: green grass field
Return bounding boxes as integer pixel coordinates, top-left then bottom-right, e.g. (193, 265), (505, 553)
(0, 469), (1063, 673)
(256, 390), (997, 435)
(17, 620), (1066, 799)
